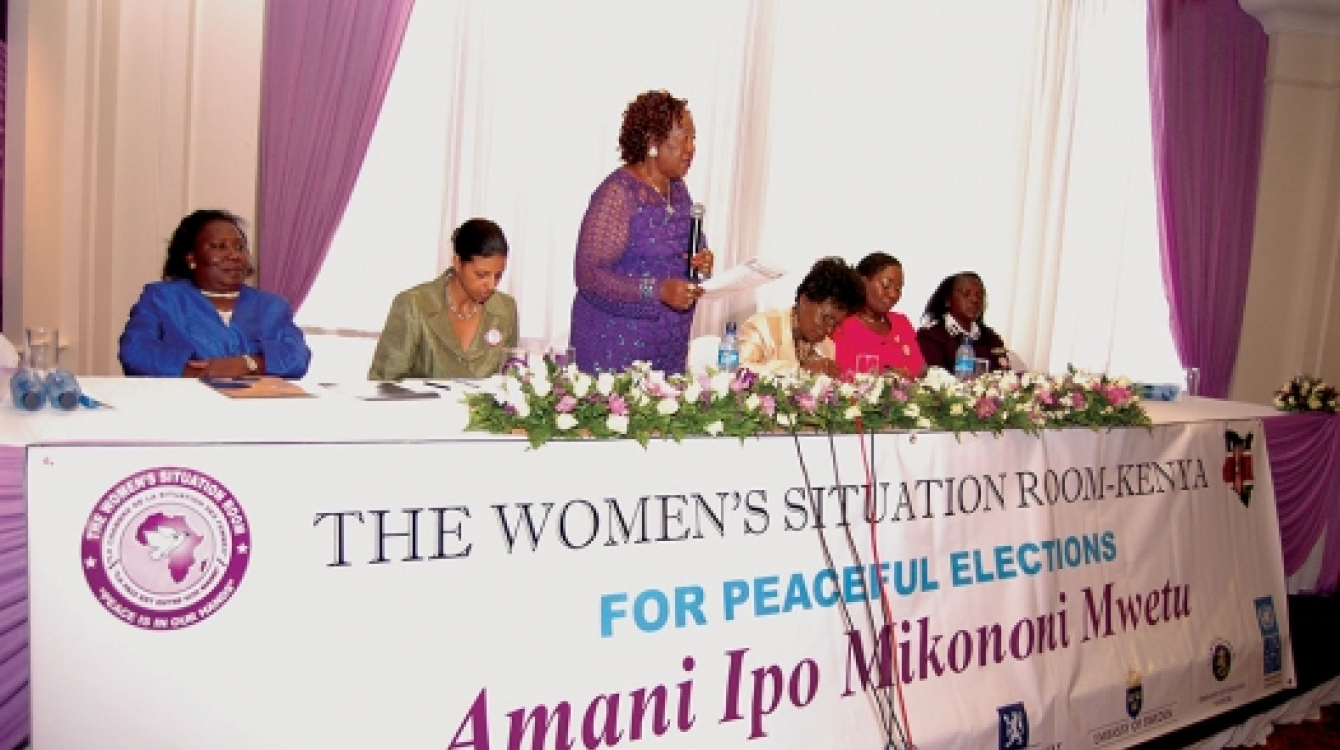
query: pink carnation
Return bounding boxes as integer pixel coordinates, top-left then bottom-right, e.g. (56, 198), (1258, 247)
(975, 398), (998, 419)
(555, 395), (577, 413)
(607, 393), (629, 416)
(1104, 386), (1131, 407)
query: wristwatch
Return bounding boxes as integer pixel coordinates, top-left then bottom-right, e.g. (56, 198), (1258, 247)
(243, 354), (259, 374)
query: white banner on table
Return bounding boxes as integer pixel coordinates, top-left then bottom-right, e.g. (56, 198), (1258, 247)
(28, 420), (1292, 749)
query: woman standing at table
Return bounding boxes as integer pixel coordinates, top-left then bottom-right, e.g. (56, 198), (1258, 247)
(368, 218), (518, 380)
(831, 252), (926, 379)
(118, 209), (311, 378)
(916, 271), (1011, 373)
(737, 257), (865, 377)
(568, 90), (714, 374)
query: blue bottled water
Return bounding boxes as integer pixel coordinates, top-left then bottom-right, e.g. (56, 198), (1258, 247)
(717, 322), (740, 372)
(953, 335), (975, 380)
(44, 368), (82, 410)
(10, 367), (45, 411)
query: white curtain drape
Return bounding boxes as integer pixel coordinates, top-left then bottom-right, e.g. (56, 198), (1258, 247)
(298, 0), (1179, 384)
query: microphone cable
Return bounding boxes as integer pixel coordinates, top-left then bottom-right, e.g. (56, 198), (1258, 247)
(854, 418), (915, 749)
(789, 421), (913, 750)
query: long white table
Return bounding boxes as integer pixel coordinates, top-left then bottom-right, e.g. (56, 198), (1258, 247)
(1, 378), (1294, 750)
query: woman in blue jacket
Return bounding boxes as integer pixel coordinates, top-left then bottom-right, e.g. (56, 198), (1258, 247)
(118, 209), (311, 378)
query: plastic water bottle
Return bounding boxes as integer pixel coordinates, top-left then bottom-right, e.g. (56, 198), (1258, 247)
(9, 356), (45, 411)
(40, 331), (81, 410)
(717, 322), (740, 372)
(44, 368), (81, 410)
(953, 335), (975, 380)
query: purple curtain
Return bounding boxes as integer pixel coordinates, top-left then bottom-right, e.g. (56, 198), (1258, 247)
(1265, 413), (1340, 595)
(0, 447), (26, 750)
(2, 40), (7, 330)
(1147, 0), (1268, 398)
(257, 0), (416, 309)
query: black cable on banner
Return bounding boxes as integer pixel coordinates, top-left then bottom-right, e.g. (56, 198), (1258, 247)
(789, 425), (912, 750)
(821, 428), (900, 743)
(854, 422), (915, 749)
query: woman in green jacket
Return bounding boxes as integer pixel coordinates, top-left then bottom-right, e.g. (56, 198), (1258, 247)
(369, 219), (519, 380)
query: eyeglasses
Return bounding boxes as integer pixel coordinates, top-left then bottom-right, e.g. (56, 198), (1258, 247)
(201, 240), (249, 255)
(811, 303), (843, 333)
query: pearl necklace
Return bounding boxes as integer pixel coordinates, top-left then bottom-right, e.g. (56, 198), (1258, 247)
(201, 289), (240, 299)
(446, 279), (480, 321)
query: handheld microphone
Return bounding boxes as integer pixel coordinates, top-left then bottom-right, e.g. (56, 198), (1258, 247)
(687, 203), (705, 282)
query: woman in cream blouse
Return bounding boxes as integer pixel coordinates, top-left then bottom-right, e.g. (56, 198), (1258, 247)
(737, 257), (865, 377)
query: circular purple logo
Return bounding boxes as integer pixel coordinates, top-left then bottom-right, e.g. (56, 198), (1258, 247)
(82, 467), (250, 630)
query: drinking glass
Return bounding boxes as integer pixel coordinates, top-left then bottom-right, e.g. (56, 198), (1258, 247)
(1184, 367), (1201, 399)
(973, 358), (991, 379)
(855, 354), (880, 377)
(26, 327), (56, 376)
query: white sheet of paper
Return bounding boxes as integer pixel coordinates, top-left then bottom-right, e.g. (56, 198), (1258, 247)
(698, 258), (786, 299)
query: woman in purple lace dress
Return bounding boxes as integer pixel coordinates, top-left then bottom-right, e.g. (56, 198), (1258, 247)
(569, 90), (714, 373)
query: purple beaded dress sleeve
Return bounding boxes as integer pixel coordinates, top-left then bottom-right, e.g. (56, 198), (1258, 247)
(569, 168), (696, 373)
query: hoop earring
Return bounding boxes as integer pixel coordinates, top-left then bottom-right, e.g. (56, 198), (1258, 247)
(648, 146), (658, 158)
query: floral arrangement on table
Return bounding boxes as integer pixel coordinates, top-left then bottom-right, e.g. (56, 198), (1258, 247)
(464, 356), (1151, 448)
(1273, 375), (1338, 414)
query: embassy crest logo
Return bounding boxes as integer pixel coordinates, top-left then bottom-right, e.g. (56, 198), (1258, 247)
(1255, 596), (1283, 678)
(1125, 670), (1143, 719)
(81, 467), (250, 630)
(1210, 640), (1234, 682)
(998, 702), (1029, 750)
(1222, 430), (1255, 507)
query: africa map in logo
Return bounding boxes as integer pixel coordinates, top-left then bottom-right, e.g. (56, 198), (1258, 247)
(82, 467), (250, 630)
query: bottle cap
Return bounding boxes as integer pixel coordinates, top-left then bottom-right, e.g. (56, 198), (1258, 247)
(725, 321), (737, 334)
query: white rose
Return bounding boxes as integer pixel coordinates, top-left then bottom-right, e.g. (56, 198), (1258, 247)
(573, 373), (593, 399)
(596, 372), (616, 397)
(684, 383), (703, 403)
(556, 413), (578, 431)
(745, 393), (761, 411)
(777, 414), (794, 427)
(809, 377), (830, 399)
(950, 403), (964, 416)
(710, 371), (733, 398)
(606, 414), (629, 434)
(923, 367), (958, 390)
(865, 380), (884, 404)
(838, 383), (857, 399)
(657, 397), (680, 416)
(513, 398), (531, 419)
(705, 420), (724, 436)
(844, 405), (862, 420)
(916, 417), (931, 429)
(904, 403), (920, 419)
(531, 376), (552, 398)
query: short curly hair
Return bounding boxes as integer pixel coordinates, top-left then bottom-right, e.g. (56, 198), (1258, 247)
(618, 90), (689, 164)
(162, 209), (247, 281)
(795, 257), (865, 313)
(921, 271), (988, 328)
